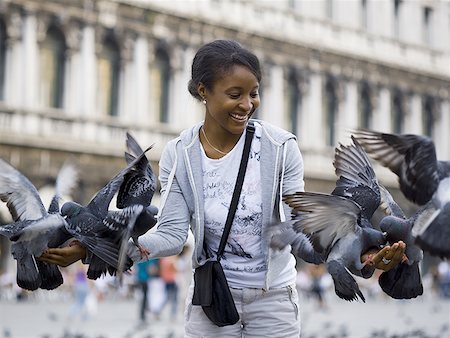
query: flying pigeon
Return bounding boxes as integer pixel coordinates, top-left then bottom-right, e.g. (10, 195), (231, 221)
(0, 159), (76, 290)
(333, 137), (420, 299)
(377, 185), (424, 299)
(60, 145), (153, 280)
(272, 137), (391, 302)
(352, 129), (450, 258)
(117, 132), (158, 256)
(284, 191), (387, 302)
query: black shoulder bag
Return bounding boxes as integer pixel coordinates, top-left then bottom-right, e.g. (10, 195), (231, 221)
(192, 122), (255, 327)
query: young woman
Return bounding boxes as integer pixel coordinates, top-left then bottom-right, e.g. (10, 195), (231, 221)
(40, 39), (405, 337)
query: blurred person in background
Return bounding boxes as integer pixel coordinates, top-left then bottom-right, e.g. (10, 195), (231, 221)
(136, 258), (160, 324)
(159, 255), (179, 319)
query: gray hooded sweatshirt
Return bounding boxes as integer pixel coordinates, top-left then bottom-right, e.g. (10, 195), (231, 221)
(129, 119), (305, 290)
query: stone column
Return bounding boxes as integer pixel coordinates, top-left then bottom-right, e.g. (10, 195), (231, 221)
(118, 31), (136, 122)
(80, 25), (96, 118)
(22, 11), (40, 108)
(63, 22), (82, 115)
(404, 93), (422, 134)
(338, 79), (357, 143)
(261, 63), (285, 128)
(373, 86), (391, 131)
(4, 10), (23, 106)
(133, 35), (149, 125)
(303, 71), (324, 149)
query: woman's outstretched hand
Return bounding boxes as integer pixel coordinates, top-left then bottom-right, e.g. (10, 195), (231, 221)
(38, 240), (87, 267)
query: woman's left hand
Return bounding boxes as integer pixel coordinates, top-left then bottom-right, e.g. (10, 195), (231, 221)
(361, 241), (406, 271)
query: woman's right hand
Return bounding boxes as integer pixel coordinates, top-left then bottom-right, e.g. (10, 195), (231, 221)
(38, 240), (87, 267)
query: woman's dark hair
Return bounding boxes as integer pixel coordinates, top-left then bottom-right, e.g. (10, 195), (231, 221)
(188, 40), (262, 101)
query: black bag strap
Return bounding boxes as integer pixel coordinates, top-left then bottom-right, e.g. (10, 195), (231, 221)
(216, 122), (255, 261)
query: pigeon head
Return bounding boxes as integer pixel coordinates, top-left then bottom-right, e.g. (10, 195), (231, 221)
(61, 201), (82, 218)
(379, 215), (410, 243)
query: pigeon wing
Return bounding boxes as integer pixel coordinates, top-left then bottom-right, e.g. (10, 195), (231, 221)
(48, 160), (79, 214)
(86, 146), (152, 218)
(352, 130), (439, 205)
(117, 133), (156, 208)
(332, 137), (381, 221)
(283, 192), (361, 256)
(0, 159), (47, 221)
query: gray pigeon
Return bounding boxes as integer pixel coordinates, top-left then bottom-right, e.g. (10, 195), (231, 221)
(377, 185), (424, 299)
(0, 159), (75, 290)
(284, 191), (386, 302)
(118, 133), (158, 255)
(334, 136), (423, 299)
(116, 132), (158, 279)
(274, 137), (389, 302)
(352, 129), (450, 258)
(61, 144), (153, 279)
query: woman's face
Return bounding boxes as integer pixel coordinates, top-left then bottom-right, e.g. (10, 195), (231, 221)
(200, 65), (260, 136)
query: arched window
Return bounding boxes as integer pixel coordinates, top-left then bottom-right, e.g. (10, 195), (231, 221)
(359, 81), (372, 129)
(422, 96), (434, 137)
(286, 68), (300, 135)
(325, 77), (337, 146)
(150, 48), (170, 123)
(97, 33), (120, 117)
(39, 25), (66, 108)
(391, 90), (404, 134)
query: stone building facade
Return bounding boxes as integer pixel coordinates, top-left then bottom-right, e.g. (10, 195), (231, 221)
(0, 0), (449, 273)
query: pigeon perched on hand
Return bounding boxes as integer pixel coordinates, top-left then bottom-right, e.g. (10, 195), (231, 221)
(352, 129), (450, 258)
(284, 191), (386, 303)
(0, 159), (76, 290)
(273, 137), (391, 302)
(377, 185), (424, 299)
(61, 146), (153, 280)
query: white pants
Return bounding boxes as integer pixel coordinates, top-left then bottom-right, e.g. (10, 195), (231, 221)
(184, 283), (301, 338)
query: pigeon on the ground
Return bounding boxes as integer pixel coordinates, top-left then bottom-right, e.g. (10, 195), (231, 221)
(0, 159), (76, 290)
(376, 185), (424, 299)
(352, 129), (450, 258)
(61, 145), (153, 280)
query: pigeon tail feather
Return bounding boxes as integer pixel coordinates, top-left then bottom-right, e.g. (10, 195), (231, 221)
(378, 262), (423, 299)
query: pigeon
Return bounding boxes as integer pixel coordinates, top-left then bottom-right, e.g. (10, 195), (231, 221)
(376, 185), (424, 299)
(334, 136), (422, 299)
(352, 129), (450, 258)
(61, 144), (154, 280)
(117, 132), (157, 208)
(117, 132), (158, 257)
(0, 159), (75, 290)
(284, 191), (386, 302)
(272, 137), (390, 302)
(116, 132), (158, 279)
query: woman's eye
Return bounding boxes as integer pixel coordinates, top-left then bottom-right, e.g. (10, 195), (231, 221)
(229, 94), (240, 99)
(251, 92), (259, 98)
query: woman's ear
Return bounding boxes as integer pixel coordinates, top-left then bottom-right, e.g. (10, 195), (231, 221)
(197, 83), (206, 100)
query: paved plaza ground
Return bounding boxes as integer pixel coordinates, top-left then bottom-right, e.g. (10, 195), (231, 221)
(1, 287), (449, 338)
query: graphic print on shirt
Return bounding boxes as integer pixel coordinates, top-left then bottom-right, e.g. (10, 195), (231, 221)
(202, 125), (266, 280)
